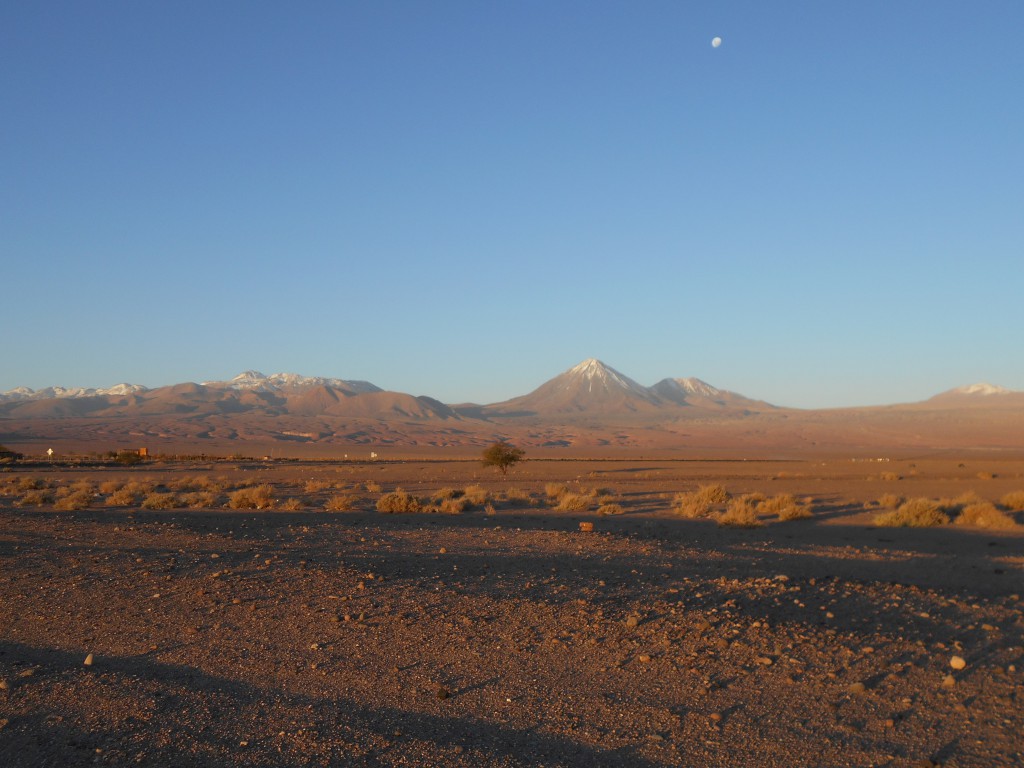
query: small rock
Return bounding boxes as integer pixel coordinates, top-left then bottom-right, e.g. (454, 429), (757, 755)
(755, 656), (773, 666)
(579, 522), (594, 532)
(83, 654), (94, 667)
(0, 680), (7, 691)
(950, 655), (966, 670)
(941, 675), (956, 689)
(436, 686), (450, 700)
(439, 548), (447, 554)
(848, 681), (867, 694)
(708, 712), (722, 723)
(638, 654), (652, 663)
(625, 616), (639, 628)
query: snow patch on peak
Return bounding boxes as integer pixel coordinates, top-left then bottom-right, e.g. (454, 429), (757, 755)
(205, 371), (382, 394)
(952, 383), (1013, 396)
(564, 359), (650, 396)
(662, 377), (722, 398)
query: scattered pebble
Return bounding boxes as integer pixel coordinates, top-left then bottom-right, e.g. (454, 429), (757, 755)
(941, 675), (956, 689)
(848, 682), (866, 694)
(84, 654), (94, 666)
(950, 655), (966, 670)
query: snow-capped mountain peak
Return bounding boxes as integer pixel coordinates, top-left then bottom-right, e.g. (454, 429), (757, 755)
(657, 377), (722, 398)
(950, 383), (1014, 396)
(204, 371), (382, 394)
(565, 359), (651, 396)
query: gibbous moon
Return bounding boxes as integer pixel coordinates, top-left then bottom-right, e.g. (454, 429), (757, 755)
(711, 36), (722, 48)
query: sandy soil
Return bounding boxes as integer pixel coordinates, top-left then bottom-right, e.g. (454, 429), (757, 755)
(1, 457), (1022, 767)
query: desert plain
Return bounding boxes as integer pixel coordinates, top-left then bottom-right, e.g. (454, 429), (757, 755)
(1, 451), (1022, 767)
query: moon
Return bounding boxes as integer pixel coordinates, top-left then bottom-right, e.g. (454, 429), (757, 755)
(711, 36), (722, 48)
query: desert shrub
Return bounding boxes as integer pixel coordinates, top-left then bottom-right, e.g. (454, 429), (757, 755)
(463, 485), (490, 506)
(597, 503), (624, 516)
(140, 492), (179, 510)
(364, 481), (382, 493)
(191, 475), (223, 492)
(376, 489), (421, 514)
(940, 491), (984, 512)
(16, 489), (53, 506)
(744, 491), (768, 504)
(877, 493), (903, 509)
(437, 496), (470, 514)
(717, 497), (762, 528)
(502, 487), (533, 507)
(955, 502), (1017, 530)
(105, 487), (142, 507)
(545, 483), (569, 500)
(99, 480), (123, 495)
(998, 490), (1024, 511)
(673, 484), (730, 519)
(758, 494), (813, 521)
(880, 472), (902, 481)
(279, 497), (303, 511)
(874, 498), (949, 527)
(324, 494), (357, 512)
(431, 487), (462, 502)
(54, 489), (93, 511)
(554, 493), (592, 512)
(16, 477), (47, 492)
(229, 484), (275, 510)
(304, 479), (334, 494)
(180, 491), (220, 509)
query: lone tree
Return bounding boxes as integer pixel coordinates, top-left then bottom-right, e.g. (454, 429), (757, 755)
(481, 440), (525, 476)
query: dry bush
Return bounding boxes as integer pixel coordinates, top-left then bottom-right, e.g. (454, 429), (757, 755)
(17, 489), (53, 507)
(437, 496), (470, 514)
(186, 475), (218, 492)
(744, 491), (768, 504)
(463, 485), (490, 506)
(376, 489), (421, 514)
(937, 491), (985, 515)
(140, 492), (179, 510)
(998, 490), (1024, 511)
(554, 493), (592, 512)
(325, 494), (358, 512)
(597, 503), (624, 516)
(16, 477), (47, 492)
(229, 485), (275, 510)
(880, 472), (902, 481)
(304, 479), (334, 494)
(874, 498), (949, 527)
(717, 497), (762, 528)
(180, 491), (220, 509)
(105, 487), (142, 507)
(877, 493), (903, 509)
(502, 487), (533, 507)
(364, 481), (382, 493)
(279, 498), (304, 511)
(545, 483), (569, 500)
(54, 489), (93, 511)
(673, 484), (730, 519)
(431, 488), (462, 502)
(955, 502), (1017, 530)
(99, 480), (123, 495)
(758, 494), (813, 521)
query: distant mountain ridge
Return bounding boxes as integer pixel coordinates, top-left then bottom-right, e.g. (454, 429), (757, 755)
(1, 363), (1019, 413)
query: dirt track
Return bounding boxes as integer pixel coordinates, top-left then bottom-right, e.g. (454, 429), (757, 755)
(1, 459), (1022, 766)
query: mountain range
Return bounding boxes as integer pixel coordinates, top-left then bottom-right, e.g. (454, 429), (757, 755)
(2, 359), (1022, 455)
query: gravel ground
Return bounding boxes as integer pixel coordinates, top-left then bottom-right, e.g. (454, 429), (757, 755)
(1, 462), (1022, 766)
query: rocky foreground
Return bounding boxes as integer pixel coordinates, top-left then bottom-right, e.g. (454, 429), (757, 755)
(1, 505), (1022, 767)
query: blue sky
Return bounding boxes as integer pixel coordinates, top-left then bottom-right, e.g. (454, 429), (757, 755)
(3, 1), (1022, 408)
